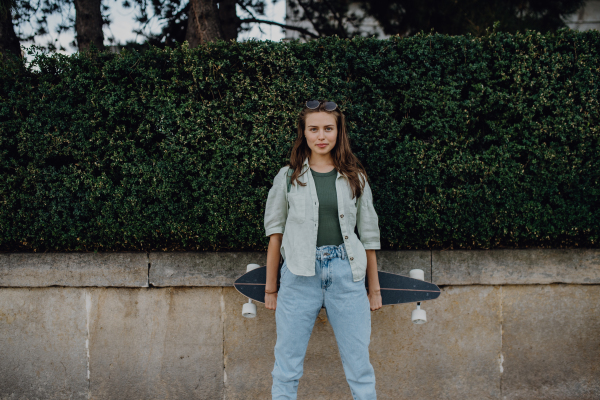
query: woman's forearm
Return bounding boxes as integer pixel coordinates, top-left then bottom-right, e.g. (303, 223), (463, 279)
(366, 249), (380, 291)
(266, 234), (283, 292)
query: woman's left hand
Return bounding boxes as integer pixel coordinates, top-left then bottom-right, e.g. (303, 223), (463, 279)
(367, 290), (382, 311)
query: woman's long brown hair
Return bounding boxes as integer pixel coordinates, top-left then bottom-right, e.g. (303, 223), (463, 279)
(287, 101), (370, 200)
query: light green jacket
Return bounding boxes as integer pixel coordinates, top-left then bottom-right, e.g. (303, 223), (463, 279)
(264, 156), (381, 282)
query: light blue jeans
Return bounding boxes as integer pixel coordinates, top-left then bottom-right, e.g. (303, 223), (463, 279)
(271, 243), (377, 399)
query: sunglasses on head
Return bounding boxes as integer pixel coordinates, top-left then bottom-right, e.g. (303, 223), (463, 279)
(305, 100), (338, 111)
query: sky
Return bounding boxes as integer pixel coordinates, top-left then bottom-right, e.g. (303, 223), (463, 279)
(18, 0), (286, 58)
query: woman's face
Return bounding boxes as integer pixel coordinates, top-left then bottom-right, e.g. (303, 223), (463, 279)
(304, 112), (338, 156)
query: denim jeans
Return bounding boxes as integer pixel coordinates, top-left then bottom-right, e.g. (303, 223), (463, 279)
(271, 243), (377, 399)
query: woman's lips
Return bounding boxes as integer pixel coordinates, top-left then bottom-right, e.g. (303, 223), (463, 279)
(317, 144), (327, 148)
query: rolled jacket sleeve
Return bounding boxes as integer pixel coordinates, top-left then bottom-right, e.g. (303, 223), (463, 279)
(264, 167), (289, 237)
(356, 174), (381, 250)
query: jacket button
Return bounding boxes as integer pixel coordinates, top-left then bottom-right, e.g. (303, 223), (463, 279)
(345, 236), (348, 239)
(340, 214), (344, 218)
(350, 257), (353, 261)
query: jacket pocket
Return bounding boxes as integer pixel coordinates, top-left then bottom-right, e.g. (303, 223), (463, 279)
(287, 193), (306, 223)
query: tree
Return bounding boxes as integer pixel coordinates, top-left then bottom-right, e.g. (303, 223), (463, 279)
(7, 0), (587, 54)
(6, 0), (71, 53)
(5, 0), (105, 53)
(135, 0), (326, 49)
(219, 0), (237, 40)
(0, 0), (21, 58)
(284, 0), (372, 40)
(141, 0), (586, 48)
(74, 0), (104, 51)
(186, 0), (223, 46)
(358, 0), (587, 37)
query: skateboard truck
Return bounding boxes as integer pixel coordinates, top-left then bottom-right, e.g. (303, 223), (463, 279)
(409, 269), (427, 324)
(242, 263), (261, 318)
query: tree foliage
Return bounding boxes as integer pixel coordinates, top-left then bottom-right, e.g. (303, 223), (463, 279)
(8, 0), (587, 53)
(360, 0), (587, 37)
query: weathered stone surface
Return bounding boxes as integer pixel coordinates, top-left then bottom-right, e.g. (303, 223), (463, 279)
(433, 249), (600, 285)
(377, 250), (432, 281)
(371, 286), (502, 399)
(88, 287), (223, 399)
(0, 252), (148, 287)
(501, 285), (600, 400)
(149, 252), (267, 286)
(2, 283), (598, 399)
(224, 285), (502, 399)
(150, 251), (431, 287)
(222, 287), (277, 399)
(0, 288), (88, 400)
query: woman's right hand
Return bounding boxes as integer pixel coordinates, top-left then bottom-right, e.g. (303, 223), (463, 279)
(265, 292), (278, 310)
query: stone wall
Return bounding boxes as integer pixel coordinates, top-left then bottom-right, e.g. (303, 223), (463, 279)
(1, 250), (599, 399)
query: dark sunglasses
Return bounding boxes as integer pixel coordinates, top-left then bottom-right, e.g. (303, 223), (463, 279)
(305, 100), (338, 111)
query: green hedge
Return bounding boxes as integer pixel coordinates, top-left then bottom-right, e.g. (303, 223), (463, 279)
(1, 29), (599, 252)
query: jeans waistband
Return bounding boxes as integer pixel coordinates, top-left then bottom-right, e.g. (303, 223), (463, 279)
(315, 243), (346, 260)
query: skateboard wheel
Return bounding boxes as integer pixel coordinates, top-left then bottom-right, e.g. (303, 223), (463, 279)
(246, 263), (261, 272)
(242, 302), (257, 318)
(409, 269), (425, 281)
(411, 303), (427, 324)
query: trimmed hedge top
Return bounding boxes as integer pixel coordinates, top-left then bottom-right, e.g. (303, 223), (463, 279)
(1, 29), (599, 252)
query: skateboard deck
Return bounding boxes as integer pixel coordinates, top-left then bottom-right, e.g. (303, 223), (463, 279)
(234, 266), (441, 305)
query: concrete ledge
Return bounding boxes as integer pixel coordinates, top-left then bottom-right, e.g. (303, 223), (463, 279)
(150, 250), (432, 287)
(149, 252), (268, 286)
(1, 249), (599, 287)
(432, 249), (600, 285)
(376, 250), (431, 281)
(0, 253), (149, 287)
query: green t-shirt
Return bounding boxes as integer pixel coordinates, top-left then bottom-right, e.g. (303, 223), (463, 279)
(310, 167), (344, 247)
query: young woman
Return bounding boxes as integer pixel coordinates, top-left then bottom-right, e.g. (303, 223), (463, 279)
(263, 100), (382, 400)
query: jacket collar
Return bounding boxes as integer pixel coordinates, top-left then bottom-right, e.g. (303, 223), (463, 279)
(303, 156), (343, 180)
(302, 156), (309, 169)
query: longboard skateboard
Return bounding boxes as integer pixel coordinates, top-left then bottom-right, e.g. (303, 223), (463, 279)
(234, 265), (441, 306)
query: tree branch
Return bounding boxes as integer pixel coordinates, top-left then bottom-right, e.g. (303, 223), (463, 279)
(322, 0), (347, 38)
(238, 17), (319, 38)
(296, 0), (323, 37)
(237, 2), (266, 36)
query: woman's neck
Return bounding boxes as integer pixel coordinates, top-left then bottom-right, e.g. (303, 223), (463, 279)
(309, 152), (334, 167)
(309, 152), (335, 173)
